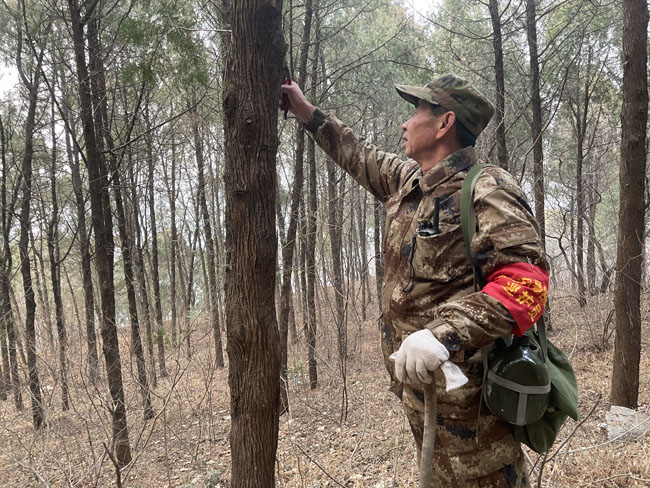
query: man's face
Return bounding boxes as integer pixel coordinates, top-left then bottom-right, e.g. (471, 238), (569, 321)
(401, 100), (440, 163)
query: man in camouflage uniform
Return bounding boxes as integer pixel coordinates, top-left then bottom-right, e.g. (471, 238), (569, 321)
(281, 74), (549, 487)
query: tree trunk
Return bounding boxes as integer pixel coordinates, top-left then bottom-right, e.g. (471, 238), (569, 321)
(358, 189), (368, 320)
(16, 23), (45, 429)
(88, 17), (153, 419)
(67, 0), (131, 465)
(277, 0), (313, 412)
(46, 94), (69, 411)
(586, 173), (597, 295)
(373, 199), (385, 303)
(526, 0), (546, 245)
(221, 0), (285, 483)
(147, 122), (168, 377)
(191, 100), (225, 368)
(489, 0), (508, 172)
(611, 0), (647, 409)
(168, 135), (178, 347)
(64, 79), (98, 382)
(128, 160), (158, 387)
(306, 112), (319, 390)
(31, 234), (54, 348)
(0, 113), (23, 410)
(575, 117), (586, 306)
(181, 220), (200, 359)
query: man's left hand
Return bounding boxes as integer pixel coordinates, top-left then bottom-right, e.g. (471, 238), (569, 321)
(390, 329), (449, 384)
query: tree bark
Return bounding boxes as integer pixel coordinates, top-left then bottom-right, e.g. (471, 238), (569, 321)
(147, 122), (169, 377)
(88, 16), (154, 419)
(277, 0), (313, 413)
(526, 0), (546, 245)
(489, 0), (508, 172)
(46, 93), (69, 411)
(67, 0), (132, 464)
(221, 0), (285, 482)
(16, 18), (45, 429)
(611, 0), (648, 409)
(373, 199), (385, 303)
(0, 113), (23, 410)
(191, 99), (225, 368)
(64, 79), (98, 382)
(306, 131), (318, 389)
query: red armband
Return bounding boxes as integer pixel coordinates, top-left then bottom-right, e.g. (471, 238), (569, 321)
(481, 262), (549, 336)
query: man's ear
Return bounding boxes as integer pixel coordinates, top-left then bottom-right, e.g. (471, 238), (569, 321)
(436, 111), (456, 138)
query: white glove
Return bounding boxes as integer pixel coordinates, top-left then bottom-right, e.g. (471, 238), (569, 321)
(390, 329), (449, 384)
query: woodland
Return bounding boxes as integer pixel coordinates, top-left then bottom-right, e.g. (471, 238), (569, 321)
(0, 0), (649, 486)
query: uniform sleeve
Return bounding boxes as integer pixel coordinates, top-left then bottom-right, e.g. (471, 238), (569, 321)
(306, 108), (417, 201)
(426, 168), (549, 353)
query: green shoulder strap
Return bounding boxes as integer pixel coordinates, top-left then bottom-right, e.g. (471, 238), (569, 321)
(460, 163), (548, 360)
(460, 163), (487, 289)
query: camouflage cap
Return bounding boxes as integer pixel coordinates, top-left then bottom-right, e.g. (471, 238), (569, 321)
(395, 74), (495, 138)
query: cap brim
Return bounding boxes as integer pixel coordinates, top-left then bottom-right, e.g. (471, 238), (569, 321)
(394, 84), (439, 106)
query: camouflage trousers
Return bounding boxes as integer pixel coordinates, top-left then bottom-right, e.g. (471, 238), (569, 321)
(403, 387), (531, 488)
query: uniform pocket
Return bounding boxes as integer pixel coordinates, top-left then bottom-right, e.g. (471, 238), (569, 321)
(411, 225), (467, 282)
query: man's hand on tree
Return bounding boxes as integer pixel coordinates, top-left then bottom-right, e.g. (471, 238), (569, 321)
(280, 82), (316, 123)
(390, 329), (449, 384)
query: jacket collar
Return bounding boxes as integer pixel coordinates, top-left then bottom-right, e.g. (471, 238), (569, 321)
(418, 146), (477, 193)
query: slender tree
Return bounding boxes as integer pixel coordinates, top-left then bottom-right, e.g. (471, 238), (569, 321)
(488, 0), (508, 172)
(277, 0), (313, 410)
(16, 6), (45, 428)
(0, 113), (23, 411)
(611, 0), (648, 408)
(67, 0), (132, 465)
(191, 97), (225, 368)
(526, 0), (546, 244)
(46, 92), (69, 411)
(63, 76), (98, 382)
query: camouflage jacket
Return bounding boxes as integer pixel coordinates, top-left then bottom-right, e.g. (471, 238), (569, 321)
(306, 109), (549, 418)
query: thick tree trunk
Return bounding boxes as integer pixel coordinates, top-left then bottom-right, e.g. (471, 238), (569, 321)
(611, 0), (647, 409)
(67, 0), (131, 465)
(489, 0), (508, 172)
(221, 0), (285, 483)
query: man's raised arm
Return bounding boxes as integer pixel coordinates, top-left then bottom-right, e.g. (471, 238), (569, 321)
(281, 83), (416, 202)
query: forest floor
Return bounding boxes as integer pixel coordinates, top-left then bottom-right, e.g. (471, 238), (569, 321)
(1, 291), (649, 487)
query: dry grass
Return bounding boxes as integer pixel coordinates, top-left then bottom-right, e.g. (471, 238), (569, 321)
(0, 290), (649, 487)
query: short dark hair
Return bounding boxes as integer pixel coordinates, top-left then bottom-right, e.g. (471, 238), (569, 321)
(428, 103), (476, 147)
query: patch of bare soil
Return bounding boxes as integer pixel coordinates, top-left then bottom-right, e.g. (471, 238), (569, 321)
(0, 292), (649, 487)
